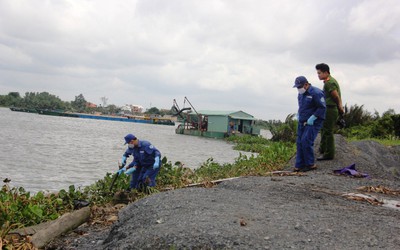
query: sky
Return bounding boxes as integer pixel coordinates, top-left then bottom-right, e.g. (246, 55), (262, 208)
(1, 0), (399, 121)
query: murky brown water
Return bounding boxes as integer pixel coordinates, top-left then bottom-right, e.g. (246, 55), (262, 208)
(0, 108), (259, 192)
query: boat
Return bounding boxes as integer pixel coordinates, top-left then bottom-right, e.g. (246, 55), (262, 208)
(11, 107), (175, 126)
(78, 113), (175, 125)
(150, 117), (176, 126)
(38, 110), (175, 125)
(173, 97), (260, 139)
(37, 109), (79, 118)
(9, 107), (38, 113)
(77, 113), (152, 123)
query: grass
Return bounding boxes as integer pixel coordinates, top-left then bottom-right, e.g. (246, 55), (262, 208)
(0, 134), (296, 249)
(4, 131), (398, 248)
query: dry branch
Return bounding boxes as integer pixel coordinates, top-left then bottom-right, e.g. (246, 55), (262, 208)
(31, 206), (90, 249)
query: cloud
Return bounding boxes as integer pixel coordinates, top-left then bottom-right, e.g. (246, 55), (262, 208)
(0, 43), (32, 67)
(0, 0), (399, 121)
(348, 0), (400, 37)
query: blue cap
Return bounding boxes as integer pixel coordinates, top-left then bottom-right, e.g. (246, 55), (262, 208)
(124, 134), (137, 144)
(293, 76), (308, 88)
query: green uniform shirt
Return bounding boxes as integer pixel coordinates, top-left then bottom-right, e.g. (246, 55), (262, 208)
(323, 76), (341, 106)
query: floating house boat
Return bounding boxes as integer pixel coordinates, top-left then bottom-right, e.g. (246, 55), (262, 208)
(173, 98), (260, 139)
(37, 109), (79, 117)
(77, 113), (175, 125)
(10, 108), (175, 126)
(9, 107), (38, 113)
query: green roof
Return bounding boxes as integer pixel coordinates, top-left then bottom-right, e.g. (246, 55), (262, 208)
(198, 110), (237, 116)
(197, 110), (255, 120)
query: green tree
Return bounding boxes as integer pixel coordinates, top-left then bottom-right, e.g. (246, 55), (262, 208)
(105, 104), (120, 115)
(371, 114), (394, 138)
(22, 92), (65, 110)
(382, 109), (396, 117)
(392, 114), (400, 137)
(71, 94), (87, 112)
(369, 109), (398, 139)
(269, 114), (297, 143)
(145, 107), (160, 115)
(340, 107), (398, 140)
(0, 92), (23, 107)
(343, 104), (375, 128)
(8, 92), (21, 99)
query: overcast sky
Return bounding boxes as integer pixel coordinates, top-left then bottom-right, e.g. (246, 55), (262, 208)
(1, 0), (399, 120)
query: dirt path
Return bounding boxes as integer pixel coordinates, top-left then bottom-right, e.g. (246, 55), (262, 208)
(48, 135), (400, 249)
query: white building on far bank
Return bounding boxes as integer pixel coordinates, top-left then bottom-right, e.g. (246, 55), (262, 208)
(120, 104), (144, 114)
(131, 105), (144, 113)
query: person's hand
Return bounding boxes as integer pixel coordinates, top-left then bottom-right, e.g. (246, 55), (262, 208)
(121, 156), (127, 167)
(337, 115), (346, 129)
(307, 115), (317, 126)
(125, 167), (136, 175)
(153, 156), (160, 170)
(117, 166), (126, 175)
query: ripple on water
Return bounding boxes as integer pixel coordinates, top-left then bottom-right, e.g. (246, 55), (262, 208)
(0, 108), (256, 192)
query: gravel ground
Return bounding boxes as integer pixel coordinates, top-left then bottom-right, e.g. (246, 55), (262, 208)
(49, 135), (400, 250)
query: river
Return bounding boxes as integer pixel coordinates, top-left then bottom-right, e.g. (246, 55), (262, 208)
(0, 107), (263, 193)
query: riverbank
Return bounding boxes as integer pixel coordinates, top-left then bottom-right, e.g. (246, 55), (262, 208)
(47, 135), (400, 249)
(1, 107), (253, 193)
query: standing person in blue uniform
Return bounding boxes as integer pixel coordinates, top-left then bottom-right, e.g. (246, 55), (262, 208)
(118, 133), (162, 191)
(293, 76), (326, 172)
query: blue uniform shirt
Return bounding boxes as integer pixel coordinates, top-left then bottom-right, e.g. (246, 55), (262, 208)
(298, 85), (326, 122)
(123, 140), (161, 168)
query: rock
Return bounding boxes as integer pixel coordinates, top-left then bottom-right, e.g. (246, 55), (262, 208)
(50, 136), (400, 249)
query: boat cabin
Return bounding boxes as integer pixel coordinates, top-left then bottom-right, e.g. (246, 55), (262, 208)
(176, 110), (260, 138)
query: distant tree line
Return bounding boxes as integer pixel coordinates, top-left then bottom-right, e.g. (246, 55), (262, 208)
(2, 92), (398, 140)
(1, 92), (67, 110)
(143, 107), (174, 116)
(0, 92), (101, 113)
(0, 91), (174, 116)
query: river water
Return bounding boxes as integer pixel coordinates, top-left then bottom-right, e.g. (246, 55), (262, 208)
(0, 107), (262, 193)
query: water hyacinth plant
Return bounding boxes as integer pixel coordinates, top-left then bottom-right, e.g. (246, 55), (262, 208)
(1, 135), (295, 248)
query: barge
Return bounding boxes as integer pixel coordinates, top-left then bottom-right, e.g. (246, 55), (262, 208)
(173, 97), (260, 139)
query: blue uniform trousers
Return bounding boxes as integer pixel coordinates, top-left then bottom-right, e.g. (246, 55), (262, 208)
(129, 164), (161, 189)
(295, 122), (323, 169)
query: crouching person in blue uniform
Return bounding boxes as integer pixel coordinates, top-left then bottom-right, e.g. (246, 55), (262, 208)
(293, 76), (326, 172)
(118, 133), (162, 191)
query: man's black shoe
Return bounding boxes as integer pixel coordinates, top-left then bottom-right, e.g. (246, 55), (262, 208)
(317, 156), (333, 161)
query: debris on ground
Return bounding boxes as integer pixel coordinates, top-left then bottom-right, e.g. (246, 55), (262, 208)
(48, 135), (400, 249)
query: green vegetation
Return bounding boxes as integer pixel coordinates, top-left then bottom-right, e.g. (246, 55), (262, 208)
(338, 105), (400, 142)
(257, 104), (399, 144)
(1, 92), (398, 248)
(193, 139), (295, 181)
(0, 91), (175, 116)
(0, 92), (68, 111)
(1, 137), (295, 247)
(268, 114), (298, 143)
(0, 92), (87, 112)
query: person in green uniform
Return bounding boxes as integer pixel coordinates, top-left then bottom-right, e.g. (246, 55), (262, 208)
(315, 63), (344, 160)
